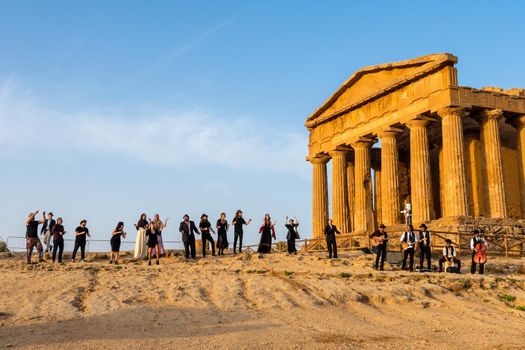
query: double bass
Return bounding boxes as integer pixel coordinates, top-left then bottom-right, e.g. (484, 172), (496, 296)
(473, 239), (487, 264)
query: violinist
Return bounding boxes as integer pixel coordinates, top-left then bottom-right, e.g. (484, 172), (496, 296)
(470, 229), (487, 274)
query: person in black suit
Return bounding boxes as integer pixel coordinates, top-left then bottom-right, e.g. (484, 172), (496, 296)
(324, 219), (340, 259)
(179, 214), (199, 259)
(41, 212), (56, 253)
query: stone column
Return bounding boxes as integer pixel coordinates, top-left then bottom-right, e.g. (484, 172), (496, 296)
(509, 115), (525, 216)
(438, 107), (469, 217)
(352, 140), (373, 232)
(379, 129), (402, 225)
(310, 155), (329, 238)
(346, 157), (355, 231)
(407, 119), (434, 223)
(464, 132), (486, 217)
(373, 166), (382, 226)
(329, 148), (350, 233)
(480, 109), (507, 218)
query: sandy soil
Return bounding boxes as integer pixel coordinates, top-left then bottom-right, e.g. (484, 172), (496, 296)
(0, 250), (524, 349)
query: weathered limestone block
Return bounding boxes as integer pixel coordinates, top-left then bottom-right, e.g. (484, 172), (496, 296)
(329, 148), (350, 233)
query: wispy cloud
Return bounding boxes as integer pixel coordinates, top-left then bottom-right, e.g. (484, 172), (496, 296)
(0, 80), (308, 177)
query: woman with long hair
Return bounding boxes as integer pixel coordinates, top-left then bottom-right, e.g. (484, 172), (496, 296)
(216, 213), (229, 256)
(153, 214), (169, 257)
(257, 214), (276, 253)
(110, 222), (126, 264)
(51, 217), (65, 263)
(146, 221), (160, 265)
(134, 213), (148, 259)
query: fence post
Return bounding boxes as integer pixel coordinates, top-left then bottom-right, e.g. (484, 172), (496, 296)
(304, 239), (307, 252)
(504, 234), (509, 257)
(457, 232), (461, 255)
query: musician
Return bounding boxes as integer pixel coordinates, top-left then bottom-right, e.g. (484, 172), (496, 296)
(285, 216), (300, 254)
(400, 224), (418, 271)
(324, 219), (340, 259)
(232, 209), (252, 254)
(369, 223), (388, 270)
(438, 239), (461, 273)
(470, 229), (487, 274)
(418, 224), (432, 271)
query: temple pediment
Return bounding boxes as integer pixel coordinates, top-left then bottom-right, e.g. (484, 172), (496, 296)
(306, 53), (458, 129)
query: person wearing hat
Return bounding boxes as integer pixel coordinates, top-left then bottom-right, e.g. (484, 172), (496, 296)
(231, 210), (252, 254)
(199, 214), (216, 257)
(369, 224), (388, 270)
(324, 218), (340, 259)
(418, 224), (432, 271)
(40, 211), (56, 253)
(470, 229), (487, 274)
(400, 224), (418, 272)
(25, 210), (46, 264)
(285, 216), (300, 254)
(438, 239), (461, 273)
(72, 219), (90, 262)
(179, 214), (199, 259)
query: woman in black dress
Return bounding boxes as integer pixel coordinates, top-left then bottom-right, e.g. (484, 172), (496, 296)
(258, 214), (276, 253)
(110, 222), (126, 264)
(216, 213), (229, 256)
(51, 217), (65, 263)
(146, 221), (160, 265)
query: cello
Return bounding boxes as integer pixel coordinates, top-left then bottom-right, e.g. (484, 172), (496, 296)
(473, 238), (487, 264)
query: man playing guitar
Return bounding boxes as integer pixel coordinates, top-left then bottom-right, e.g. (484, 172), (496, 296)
(400, 224), (418, 272)
(369, 223), (388, 270)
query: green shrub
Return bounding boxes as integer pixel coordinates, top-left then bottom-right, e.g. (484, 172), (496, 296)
(499, 294), (517, 303)
(0, 240), (8, 253)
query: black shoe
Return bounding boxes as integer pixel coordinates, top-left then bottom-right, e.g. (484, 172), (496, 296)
(156, 260), (159, 265)
(148, 261), (152, 266)
(109, 260), (113, 264)
(380, 268), (385, 271)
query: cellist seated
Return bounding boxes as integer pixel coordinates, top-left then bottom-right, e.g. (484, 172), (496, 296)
(438, 239), (461, 273)
(470, 229), (487, 274)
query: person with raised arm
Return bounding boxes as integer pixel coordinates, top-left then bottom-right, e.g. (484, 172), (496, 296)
(257, 214), (276, 254)
(179, 214), (199, 259)
(71, 219), (90, 262)
(199, 214), (216, 257)
(51, 217), (66, 263)
(324, 218), (340, 259)
(153, 214), (169, 257)
(216, 213), (229, 256)
(25, 210), (46, 264)
(110, 222), (126, 265)
(133, 213), (148, 259)
(232, 210), (252, 254)
(285, 216), (300, 254)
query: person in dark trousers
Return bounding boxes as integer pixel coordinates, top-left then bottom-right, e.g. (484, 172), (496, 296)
(41, 212), (56, 253)
(146, 221), (160, 265)
(285, 216), (300, 254)
(439, 239), (461, 273)
(232, 210), (252, 254)
(470, 229), (487, 274)
(51, 217), (65, 263)
(418, 223), (432, 271)
(369, 223), (388, 270)
(72, 219), (90, 262)
(179, 214), (199, 259)
(110, 221), (126, 265)
(324, 219), (340, 259)
(216, 213), (229, 256)
(199, 214), (216, 257)
(26, 210), (45, 264)
(400, 225), (418, 271)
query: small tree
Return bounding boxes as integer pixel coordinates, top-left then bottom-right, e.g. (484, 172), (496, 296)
(0, 239), (9, 252)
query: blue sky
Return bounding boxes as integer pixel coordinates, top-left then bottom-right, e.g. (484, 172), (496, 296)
(1, 1), (524, 249)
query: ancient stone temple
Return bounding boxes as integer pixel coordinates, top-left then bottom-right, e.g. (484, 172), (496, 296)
(306, 53), (525, 238)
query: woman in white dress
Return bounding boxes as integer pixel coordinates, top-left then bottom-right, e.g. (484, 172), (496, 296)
(133, 213), (148, 259)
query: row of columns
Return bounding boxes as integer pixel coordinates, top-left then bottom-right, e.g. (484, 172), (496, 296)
(310, 107), (516, 237)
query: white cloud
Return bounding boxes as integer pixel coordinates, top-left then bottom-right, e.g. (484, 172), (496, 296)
(0, 80), (309, 177)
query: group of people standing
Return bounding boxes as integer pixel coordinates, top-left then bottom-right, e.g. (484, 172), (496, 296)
(25, 211), (90, 264)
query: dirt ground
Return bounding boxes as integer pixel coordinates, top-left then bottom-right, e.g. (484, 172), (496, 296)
(0, 250), (524, 349)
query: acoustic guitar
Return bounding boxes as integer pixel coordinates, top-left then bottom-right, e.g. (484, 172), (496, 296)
(371, 235), (386, 247)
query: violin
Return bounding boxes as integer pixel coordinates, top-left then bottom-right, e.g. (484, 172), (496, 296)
(473, 240), (487, 264)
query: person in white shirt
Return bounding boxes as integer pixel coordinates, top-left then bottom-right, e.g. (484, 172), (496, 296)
(400, 224), (418, 272)
(470, 229), (487, 274)
(438, 239), (461, 273)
